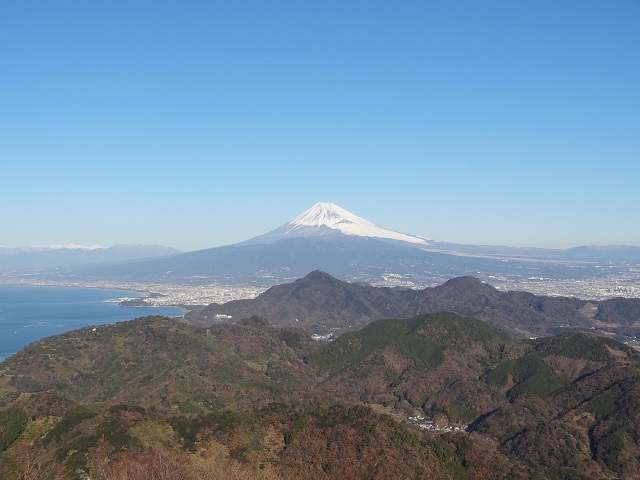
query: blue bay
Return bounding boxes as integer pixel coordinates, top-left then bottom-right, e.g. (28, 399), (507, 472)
(0, 284), (184, 361)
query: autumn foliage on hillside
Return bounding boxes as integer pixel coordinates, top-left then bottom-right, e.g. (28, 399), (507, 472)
(1, 314), (640, 479)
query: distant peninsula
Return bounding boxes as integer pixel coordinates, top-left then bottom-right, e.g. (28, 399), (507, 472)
(118, 298), (151, 308)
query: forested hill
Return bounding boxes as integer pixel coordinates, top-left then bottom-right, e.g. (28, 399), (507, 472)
(1, 313), (640, 479)
(185, 270), (640, 339)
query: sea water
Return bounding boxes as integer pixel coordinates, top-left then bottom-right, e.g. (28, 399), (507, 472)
(0, 284), (184, 361)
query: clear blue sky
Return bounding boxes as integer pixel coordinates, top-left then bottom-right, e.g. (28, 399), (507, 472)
(1, 1), (639, 251)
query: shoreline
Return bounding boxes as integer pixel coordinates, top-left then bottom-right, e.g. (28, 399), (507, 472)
(0, 281), (192, 314)
(0, 285), (189, 362)
(0, 278), (151, 296)
(0, 277), (265, 310)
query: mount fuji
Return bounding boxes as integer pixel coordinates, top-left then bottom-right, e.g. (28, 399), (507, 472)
(9, 202), (640, 294)
(32, 202), (459, 287)
(239, 202), (431, 246)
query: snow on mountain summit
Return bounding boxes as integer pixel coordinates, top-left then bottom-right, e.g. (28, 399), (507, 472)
(19, 244), (106, 252)
(240, 202), (430, 246)
(288, 202), (376, 229)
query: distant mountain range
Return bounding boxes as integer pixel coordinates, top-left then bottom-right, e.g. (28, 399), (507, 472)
(184, 270), (640, 339)
(0, 244), (180, 272)
(3, 202), (640, 297)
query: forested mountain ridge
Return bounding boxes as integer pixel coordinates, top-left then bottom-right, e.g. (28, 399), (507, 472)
(185, 270), (640, 340)
(1, 312), (639, 479)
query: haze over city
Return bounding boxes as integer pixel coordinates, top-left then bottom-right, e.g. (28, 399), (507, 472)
(2, 1), (639, 251)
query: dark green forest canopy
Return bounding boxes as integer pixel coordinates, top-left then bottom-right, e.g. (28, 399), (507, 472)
(0, 313), (639, 479)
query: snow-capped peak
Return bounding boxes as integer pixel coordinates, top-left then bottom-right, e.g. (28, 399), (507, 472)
(22, 244), (106, 252)
(240, 202), (430, 246)
(288, 202), (376, 229)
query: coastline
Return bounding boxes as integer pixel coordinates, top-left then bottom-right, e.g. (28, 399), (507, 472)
(0, 280), (192, 314)
(0, 276), (265, 309)
(0, 277), (151, 297)
(0, 284), (189, 362)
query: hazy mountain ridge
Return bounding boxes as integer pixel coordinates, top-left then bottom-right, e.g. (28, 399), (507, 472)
(185, 270), (640, 339)
(0, 244), (180, 272)
(420, 242), (640, 261)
